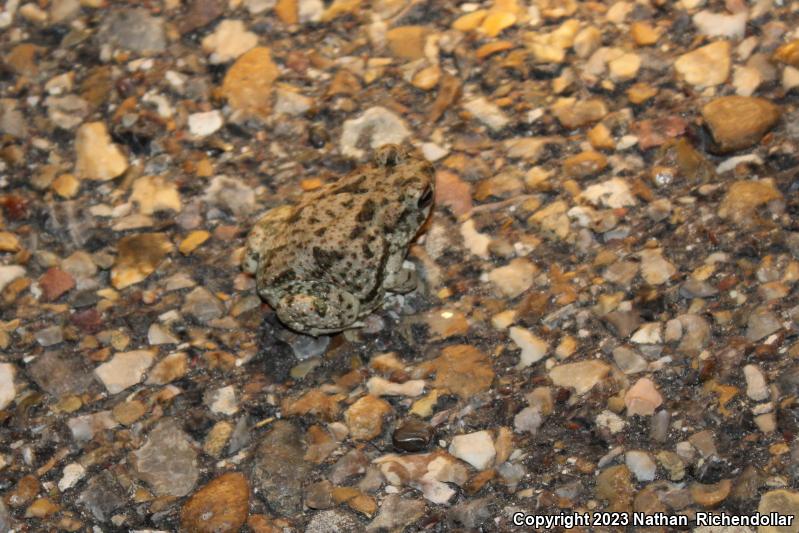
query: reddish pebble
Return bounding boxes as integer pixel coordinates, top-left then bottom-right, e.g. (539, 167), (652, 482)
(39, 267), (75, 301)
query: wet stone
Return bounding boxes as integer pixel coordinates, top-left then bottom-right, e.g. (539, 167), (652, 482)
(393, 418), (433, 453)
(701, 96), (780, 153)
(132, 418), (199, 497)
(305, 509), (362, 533)
(367, 494), (425, 531)
(27, 351), (94, 397)
(97, 8), (166, 54)
(252, 420), (310, 515)
(182, 287), (226, 323)
(94, 350), (154, 394)
(305, 480), (335, 510)
(180, 472), (249, 533)
(746, 307), (781, 342)
(76, 471), (126, 523)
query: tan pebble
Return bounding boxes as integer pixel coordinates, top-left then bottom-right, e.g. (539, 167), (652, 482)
(344, 394), (392, 441)
(411, 65), (441, 90)
(481, 10), (516, 38)
(25, 497), (60, 518)
(674, 40), (731, 88)
(476, 40), (513, 59)
(180, 472), (249, 533)
(386, 26), (429, 60)
(51, 173), (80, 198)
(274, 0), (298, 24)
(179, 230), (211, 255)
(0, 231), (20, 252)
(701, 95), (780, 153)
(562, 150), (608, 178)
(630, 21), (659, 46)
(222, 47), (280, 121)
(203, 421), (233, 457)
(773, 39), (799, 67)
(626, 82), (657, 104)
(691, 479), (732, 508)
(452, 9), (487, 31)
(74, 122), (128, 181)
(588, 123), (615, 150)
(112, 400), (147, 425)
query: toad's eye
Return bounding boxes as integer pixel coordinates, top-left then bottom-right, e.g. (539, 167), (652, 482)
(418, 186), (434, 209)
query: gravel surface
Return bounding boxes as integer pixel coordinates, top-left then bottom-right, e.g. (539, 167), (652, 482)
(1, 0), (799, 531)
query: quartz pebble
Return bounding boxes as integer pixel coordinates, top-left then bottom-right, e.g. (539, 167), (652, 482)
(448, 430), (496, 470)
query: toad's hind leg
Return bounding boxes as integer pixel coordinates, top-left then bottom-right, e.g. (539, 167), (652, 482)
(268, 281), (362, 336)
(382, 248), (417, 294)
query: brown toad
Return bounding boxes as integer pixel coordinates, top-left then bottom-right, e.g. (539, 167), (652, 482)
(243, 144), (435, 336)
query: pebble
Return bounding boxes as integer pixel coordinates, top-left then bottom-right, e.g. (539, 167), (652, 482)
(340, 107), (410, 159)
(464, 97), (510, 132)
(0, 99), (27, 138)
(58, 463), (86, 492)
(45, 95), (89, 129)
(39, 267), (75, 301)
(74, 122), (128, 181)
(76, 472), (126, 522)
(28, 351), (94, 397)
(188, 110), (224, 137)
(392, 418), (433, 452)
(132, 418), (199, 497)
(305, 480), (334, 509)
(612, 346), (648, 374)
(449, 430), (496, 470)
(580, 178), (636, 208)
(251, 420), (310, 515)
(746, 307), (781, 342)
(182, 287), (225, 322)
(202, 19), (258, 63)
(639, 249), (676, 285)
(204, 175), (256, 215)
(274, 88), (313, 115)
(366, 494), (425, 531)
(94, 350), (154, 394)
(35, 325), (63, 347)
(549, 360), (610, 395)
(386, 26), (428, 59)
(306, 510), (362, 533)
(513, 406), (543, 434)
(206, 385), (238, 415)
(625, 377), (663, 416)
(691, 479), (731, 508)
(701, 96), (780, 153)
(367, 376), (425, 397)
(625, 450), (656, 482)
(743, 364), (769, 401)
(758, 489), (799, 533)
(676, 313), (711, 354)
(146, 351), (188, 384)
(0, 363), (15, 410)
(509, 326), (549, 368)
(97, 8), (166, 54)
(221, 47), (279, 121)
(180, 472), (249, 533)
(345, 394), (392, 441)
(692, 10), (747, 39)
(552, 97), (608, 129)
(630, 322), (662, 345)
(415, 344), (494, 399)
(674, 40), (731, 88)
(111, 232), (173, 289)
(718, 180), (783, 226)
(488, 258), (535, 298)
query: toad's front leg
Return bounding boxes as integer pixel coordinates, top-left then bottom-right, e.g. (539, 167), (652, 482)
(265, 280), (363, 336)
